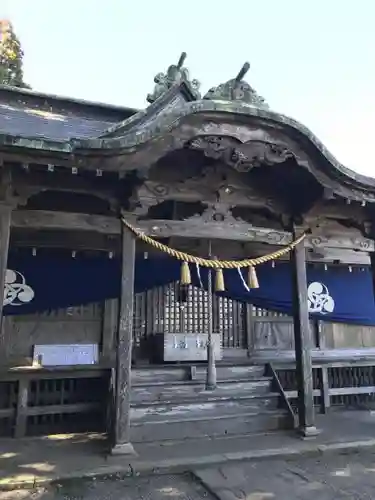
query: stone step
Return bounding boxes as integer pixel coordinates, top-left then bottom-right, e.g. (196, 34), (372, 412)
(131, 379), (273, 405)
(130, 396), (278, 424)
(131, 364), (265, 386)
(130, 409), (291, 443)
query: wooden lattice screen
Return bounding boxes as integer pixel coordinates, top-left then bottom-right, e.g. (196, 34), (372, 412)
(132, 283), (249, 350)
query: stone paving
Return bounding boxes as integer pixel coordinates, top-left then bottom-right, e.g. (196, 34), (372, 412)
(195, 450), (375, 499)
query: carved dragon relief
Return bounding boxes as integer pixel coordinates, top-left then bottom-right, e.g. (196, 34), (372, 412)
(188, 136), (295, 173)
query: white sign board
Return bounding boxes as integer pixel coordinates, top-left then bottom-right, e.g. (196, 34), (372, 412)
(33, 344), (99, 366)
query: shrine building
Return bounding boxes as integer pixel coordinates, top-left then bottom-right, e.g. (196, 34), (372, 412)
(0, 53), (375, 453)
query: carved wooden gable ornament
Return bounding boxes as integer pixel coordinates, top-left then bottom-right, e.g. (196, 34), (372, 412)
(188, 136), (295, 173)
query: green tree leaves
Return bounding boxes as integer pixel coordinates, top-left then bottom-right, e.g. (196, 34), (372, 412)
(0, 20), (30, 88)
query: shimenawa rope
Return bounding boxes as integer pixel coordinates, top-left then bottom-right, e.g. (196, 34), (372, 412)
(121, 218), (306, 291)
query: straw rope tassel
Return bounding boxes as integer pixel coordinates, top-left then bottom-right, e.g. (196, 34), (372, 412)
(180, 261), (191, 285)
(248, 265), (259, 289)
(215, 268), (225, 292)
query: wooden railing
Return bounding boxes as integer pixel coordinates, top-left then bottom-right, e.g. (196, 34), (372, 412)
(0, 366), (110, 438)
(275, 360), (375, 413)
(266, 363), (297, 428)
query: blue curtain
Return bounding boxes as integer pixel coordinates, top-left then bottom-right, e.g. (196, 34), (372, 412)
(189, 263), (375, 325)
(4, 254), (375, 325)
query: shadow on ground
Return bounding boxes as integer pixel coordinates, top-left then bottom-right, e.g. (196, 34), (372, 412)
(0, 473), (214, 500)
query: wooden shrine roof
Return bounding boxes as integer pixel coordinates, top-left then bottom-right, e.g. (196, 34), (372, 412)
(0, 58), (374, 205)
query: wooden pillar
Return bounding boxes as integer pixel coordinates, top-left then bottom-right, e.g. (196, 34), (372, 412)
(370, 249), (375, 308)
(0, 204), (12, 359)
(101, 298), (118, 364)
(290, 233), (319, 437)
(111, 223), (136, 455)
(316, 320), (330, 414)
(14, 378), (28, 438)
(245, 303), (254, 357)
(205, 243), (217, 390)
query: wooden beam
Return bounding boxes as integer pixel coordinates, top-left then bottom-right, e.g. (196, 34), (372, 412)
(10, 230), (371, 265)
(12, 210), (121, 235)
(137, 179), (285, 214)
(10, 210), (375, 252)
(252, 348), (375, 365)
(145, 219), (292, 246)
(1, 152), (74, 169)
(11, 168), (119, 207)
(137, 223), (375, 253)
(290, 234), (318, 437)
(11, 229), (120, 253)
(111, 224), (136, 456)
(306, 232), (374, 252)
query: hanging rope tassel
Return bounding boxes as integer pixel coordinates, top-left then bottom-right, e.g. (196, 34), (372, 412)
(180, 261), (191, 285)
(248, 265), (259, 289)
(215, 268), (225, 292)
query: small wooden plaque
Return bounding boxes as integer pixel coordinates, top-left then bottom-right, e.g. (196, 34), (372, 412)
(161, 333), (222, 362)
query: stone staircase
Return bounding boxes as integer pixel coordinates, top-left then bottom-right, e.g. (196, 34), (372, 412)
(130, 364), (293, 444)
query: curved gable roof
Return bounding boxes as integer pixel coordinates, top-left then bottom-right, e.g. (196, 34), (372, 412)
(0, 74), (374, 203)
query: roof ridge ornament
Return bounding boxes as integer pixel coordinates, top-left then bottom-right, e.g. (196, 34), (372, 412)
(203, 62), (269, 109)
(146, 52), (201, 104)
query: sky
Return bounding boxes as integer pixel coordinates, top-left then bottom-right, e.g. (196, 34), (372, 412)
(1, 0), (375, 177)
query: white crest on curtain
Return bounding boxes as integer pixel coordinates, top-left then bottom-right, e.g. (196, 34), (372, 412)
(307, 282), (334, 314)
(3, 269), (35, 306)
